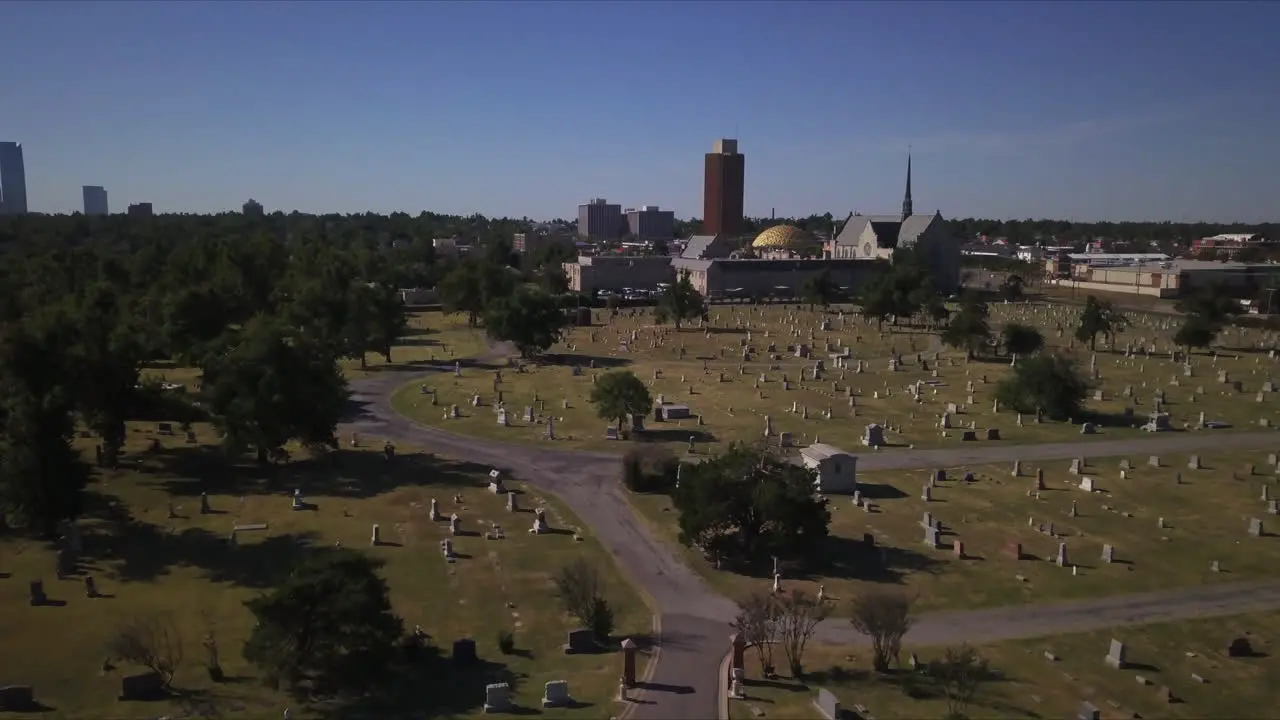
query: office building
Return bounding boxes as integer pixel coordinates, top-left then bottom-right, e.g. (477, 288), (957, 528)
(513, 230), (574, 256)
(703, 139), (745, 237)
(0, 142), (29, 214)
(83, 186), (109, 216)
(625, 205), (675, 240)
(127, 202), (154, 217)
(577, 198), (623, 241)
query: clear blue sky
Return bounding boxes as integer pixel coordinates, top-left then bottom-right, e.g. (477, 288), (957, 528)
(4, 1), (1278, 222)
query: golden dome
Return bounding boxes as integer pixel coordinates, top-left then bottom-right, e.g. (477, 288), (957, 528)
(751, 224), (814, 250)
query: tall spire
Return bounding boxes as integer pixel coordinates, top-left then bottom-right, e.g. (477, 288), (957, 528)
(901, 150), (913, 220)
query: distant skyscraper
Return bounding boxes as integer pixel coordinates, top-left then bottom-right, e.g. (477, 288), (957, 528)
(577, 198), (623, 241)
(83, 185), (109, 216)
(703, 139), (744, 237)
(0, 142), (29, 215)
(127, 202), (154, 217)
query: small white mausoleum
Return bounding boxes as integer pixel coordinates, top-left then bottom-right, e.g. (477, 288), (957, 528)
(800, 443), (858, 494)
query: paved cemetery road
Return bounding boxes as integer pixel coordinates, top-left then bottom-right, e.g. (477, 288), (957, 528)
(342, 358), (739, 720)
(815, 580), (1280, 647)
(341, 357), (1280, 720)
(856, 431), (1280, 471)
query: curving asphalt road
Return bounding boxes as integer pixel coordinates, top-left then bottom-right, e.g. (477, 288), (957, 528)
(340, 352), (1280, 720)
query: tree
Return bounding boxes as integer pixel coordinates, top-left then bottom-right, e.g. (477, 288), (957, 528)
(70, 285), (145, 467)
(551, 558), (615, 642)
(1000, 323), (1044, 357)
(1000, 274), (1025, 301)
(588, 370), (652, 434)
(930, 644), (991, 720)
(848, 589), (914, 673)
(1075, 295), (1129, 351)
(1176, 285), (1240, 326)
(1174, 315), (1218, 353)
(941, 300), (991, 357)
(0, 316), (91, 537)
(106, 613), (185, 688)
(365, 283), (409, 363)
(654, 272), (706, 330)
(732, 592), (782, 677)
(437, 260), (504, 327)
(802, 269), (839, 310)
(201, 318), (348, 464)
(994, 354), (1089, 420)
(243, 549), (404, 697)
(672, 442), (829, 565)
(483, 287), (569, 358)
(857, 276), (896, 331)
(775, 590), (831, 678)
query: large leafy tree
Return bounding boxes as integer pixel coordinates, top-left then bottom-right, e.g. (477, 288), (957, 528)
(672, 442), (830, 566)
(801, 269), (839, 310)
(243, 550), (404, 698)
(1074, 295), (1129, 351)
(942, 294), (991, 357)
(483, 287), (568, 358)
(994, 354), (1089, 420)
(654, 272), (706, 330)
(72, 283), (145, 467)
(1001, 322), (1044, 357)
(201, 318), (348, 464)
(588, 370), (652, 433)
(1174, 315), (1218, 353)
(0, 314), (91, 536)
(436, 259), (514, 327)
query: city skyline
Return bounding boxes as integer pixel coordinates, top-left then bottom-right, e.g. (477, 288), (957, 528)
(3, 2), (1279, 222)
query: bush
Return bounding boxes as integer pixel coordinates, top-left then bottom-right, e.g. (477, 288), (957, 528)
(497, 629), (515, 654)
(588, 597), (615, 642)
(620, 446), (678, 494)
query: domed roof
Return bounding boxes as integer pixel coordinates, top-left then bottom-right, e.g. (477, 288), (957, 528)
(751, 224), (814, 250)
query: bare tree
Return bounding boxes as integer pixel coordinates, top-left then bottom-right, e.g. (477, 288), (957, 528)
(106, 613), (185, 687)
(552, 558), (614, 640)
(775, 590), (831, 678)
(731, 592), (781, 676)
(848, 589), (914, 672)
(930, 644), (990, 719)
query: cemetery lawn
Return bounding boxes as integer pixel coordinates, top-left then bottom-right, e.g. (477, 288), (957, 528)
(141, 309), (490, 389)
(390, 303), (1280, 458)
(629, 450), (1280, 615)
(0, 424), (647, 719)
(729, 609), (1280, 720)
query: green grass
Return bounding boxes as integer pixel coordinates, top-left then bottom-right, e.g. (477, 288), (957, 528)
(391, 303), (1280, 457)
(0, 424), (647, 719)
(629, 449), (1280, 614)
(730, 610), (1280, 720)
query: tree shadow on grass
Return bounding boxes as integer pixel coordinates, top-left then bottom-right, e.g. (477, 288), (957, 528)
(143, 447), (491, 501)
(817, 536), (946, 585)
(539, 352), (632, 369)
(79, 490), (327, 586)
(635, 429), (716, 445)
(311, 645), (530, 720)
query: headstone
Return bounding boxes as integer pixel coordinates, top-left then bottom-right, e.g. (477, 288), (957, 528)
(507, 491), (518, 512)
(200, 492), (211, 514)
(452, 638), (477, 664)
(621, 638), (637, 686)
(1248, 517), (1263, 536)
(483, 682), (512, 713)
(563, 628), (595, 654)
(542, 680), (572, 708)
(84, 576), (98, 598)
(1228, 637), (1254, 657)
(1078, 701), (1101, 720)
(119, 671), (164, 700)
(1105, 639), (1127, 669)
(0, 686), (35, 711)
(1101, 544), (1114, 563)
(814, 688), (842, 720)
(1056, 542), (1068, 567)
(28, 580), (47, 606)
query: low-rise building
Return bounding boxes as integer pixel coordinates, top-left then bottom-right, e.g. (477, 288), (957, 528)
(1059, 258), (1280, 298)
(514, 231), (574, 256)
(625, 205), (675, 240)
(671, 256), (881, 300)
(127, 202), (153, 217)
(1191, 233), (1269, 259)
(563, 255), (676, 294)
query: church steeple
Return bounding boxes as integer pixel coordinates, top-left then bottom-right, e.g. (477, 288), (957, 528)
(901, 151), (913, 220)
